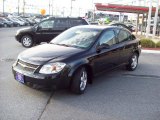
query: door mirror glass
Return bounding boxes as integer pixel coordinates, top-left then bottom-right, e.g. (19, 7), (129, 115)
(96, 43), (110, 51)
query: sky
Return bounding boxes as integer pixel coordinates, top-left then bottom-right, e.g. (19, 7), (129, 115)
(0, 0), (158, 16)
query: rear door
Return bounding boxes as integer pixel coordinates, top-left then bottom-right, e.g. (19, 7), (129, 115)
(53, 18), (69, 36)
(36, 19), (55, 42)
(92, 29), (121, 73)
(117, 29), (135, 63)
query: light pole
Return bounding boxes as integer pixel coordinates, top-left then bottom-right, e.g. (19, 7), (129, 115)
(3, 0), (5, 15)
(18, 0), (20, 15)
(146, 0), (152, 38)
(79, 8), (81, 17)
(70, 0), (75, 16)
(49, 0), (51, 15)
(23, 0), (26, 16)
(153, 0), (159, 37)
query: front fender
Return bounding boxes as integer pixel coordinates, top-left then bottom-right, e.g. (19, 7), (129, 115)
(68, 59), (89, 78)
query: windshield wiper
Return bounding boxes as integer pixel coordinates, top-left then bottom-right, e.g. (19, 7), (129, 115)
(51, 43), (70, 47)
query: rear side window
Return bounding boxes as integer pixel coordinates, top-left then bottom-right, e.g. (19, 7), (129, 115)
(117, 30), (128, 43)
(54, 19), (69, 28)
(99, 30), (117, 46)
(70, 19), (87, 27)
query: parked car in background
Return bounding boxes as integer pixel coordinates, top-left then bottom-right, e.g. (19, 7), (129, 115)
(16, 17), (30, 26)
(109, 23), (135, 32)
(15, 17), (89, 47)
(5, 17), (20, 27)
(12, 25), (141, 94)
(8, 17), (25, 26)
(0, 17), (13, 27)
(23, 17), (36, 26)
(0, 21), (4, 27)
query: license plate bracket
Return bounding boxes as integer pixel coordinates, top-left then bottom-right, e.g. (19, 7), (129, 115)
(15, 72), (24, 84)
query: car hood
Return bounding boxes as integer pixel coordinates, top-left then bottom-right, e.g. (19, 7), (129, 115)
(18, 44), (84, 65)
(18, 27), (32, 32)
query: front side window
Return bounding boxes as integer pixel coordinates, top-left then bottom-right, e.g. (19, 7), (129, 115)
(39, 20), (54, 29)
(99, 30), (116, 46)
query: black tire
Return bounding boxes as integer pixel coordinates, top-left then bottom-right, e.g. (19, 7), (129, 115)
(126, 53), (139, 71)
(71, 67), (88, 94)
(21, 35), (34, 48)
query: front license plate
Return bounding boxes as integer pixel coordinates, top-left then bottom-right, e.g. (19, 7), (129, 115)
(15, 72), (24, 84)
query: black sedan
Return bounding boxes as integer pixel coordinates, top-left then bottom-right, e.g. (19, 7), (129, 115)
(12, 25), (141, 94)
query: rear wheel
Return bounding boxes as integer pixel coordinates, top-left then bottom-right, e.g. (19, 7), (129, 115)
(126, 53), (138, 71)
(71, 67), (88, 94)
(21, 35), (34, 48)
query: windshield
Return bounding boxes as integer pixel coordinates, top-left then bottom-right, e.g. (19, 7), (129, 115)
(50, 27), (101, 49)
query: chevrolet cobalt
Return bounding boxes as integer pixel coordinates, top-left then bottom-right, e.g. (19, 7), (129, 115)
(12, 25), (141, 94)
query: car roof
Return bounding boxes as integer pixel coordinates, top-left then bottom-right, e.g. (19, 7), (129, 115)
(48, 17), (85, 19)
(74, 25), (119, 30)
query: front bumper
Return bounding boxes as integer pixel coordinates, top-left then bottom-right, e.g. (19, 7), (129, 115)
(12, 65), (70, 89)
(15, 34), (21, 42)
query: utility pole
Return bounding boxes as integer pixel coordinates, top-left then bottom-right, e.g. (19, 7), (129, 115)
(146, 0), (152, 38)
(3, 0), (5, 16)
(92, 0), (95, 21)
(153, 0), (159, 37)
(52, 0), (53, 16)
(18, 0), (20, 15)
(70, 0), (75, 16)
(23, 0), (26, 16)
(49, 0), (50, 15)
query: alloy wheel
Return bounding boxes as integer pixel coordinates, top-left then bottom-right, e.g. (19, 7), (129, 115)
(131, 55), (138, 69)
(80, 70), (87, 91)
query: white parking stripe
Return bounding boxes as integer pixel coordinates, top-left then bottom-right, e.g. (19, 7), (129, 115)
(142, 49), (160, 54)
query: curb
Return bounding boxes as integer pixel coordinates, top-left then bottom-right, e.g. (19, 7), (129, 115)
(142, 49), (160, 54)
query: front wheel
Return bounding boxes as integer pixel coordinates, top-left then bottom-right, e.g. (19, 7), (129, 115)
(71, 67), (88, 94)
(21, 35), (34, 48)
(126, 53), (138, 71)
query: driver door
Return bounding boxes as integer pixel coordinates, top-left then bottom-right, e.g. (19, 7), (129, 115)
(35, 19), (55, 42)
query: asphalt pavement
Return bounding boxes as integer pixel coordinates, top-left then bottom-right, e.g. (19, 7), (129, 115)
(0, 27), (160, 120)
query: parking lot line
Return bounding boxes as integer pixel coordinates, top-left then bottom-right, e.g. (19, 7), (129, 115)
(142, 49), (160, 54)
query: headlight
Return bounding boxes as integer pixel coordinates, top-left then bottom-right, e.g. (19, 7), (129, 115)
(39, 62), (66, 74)
(16, 30), (20, 35)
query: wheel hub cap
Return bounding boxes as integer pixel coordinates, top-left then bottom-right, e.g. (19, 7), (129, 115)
(23, 37), (31, 47)
(80, 71), (87, 91)
(131, 55), (137, 69)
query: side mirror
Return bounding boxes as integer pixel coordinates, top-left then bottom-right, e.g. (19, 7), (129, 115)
(96, 43), (110, 52)
(37, 26), (42, 31)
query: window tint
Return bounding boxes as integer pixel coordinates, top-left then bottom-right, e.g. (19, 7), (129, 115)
(127, 31), (133, 40)
(99, 30), (116, 46)
(70, 19), (84, 27)
(117, 30), (128, 42)
(39, 20), (54, 29)
(54, 19), (69, 28)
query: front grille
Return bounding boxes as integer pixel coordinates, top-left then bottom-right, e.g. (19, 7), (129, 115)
(16, 59), (39, 72)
